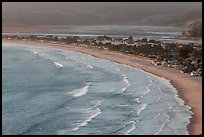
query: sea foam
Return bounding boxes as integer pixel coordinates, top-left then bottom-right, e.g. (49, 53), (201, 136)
(80, 62), (93, 69)
(137, 103), (147, 116)
(123, 121), (137, 135)
(73, 101), (101, 131)
(32, 51), (38, 54)
(121, 76), (131, 93)
(154, 113), (170, 135)
(71, 83), (91, 97)
(54, 62), (64, 68)
(141, 80), (152, 97)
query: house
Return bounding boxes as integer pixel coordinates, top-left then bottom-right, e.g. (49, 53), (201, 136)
(161, 61), (168, 67)
(190, 70), (202, 76)
(154, 61), (162, 66)
(151, 61), (156, 65)
(180, 65), (195, 74)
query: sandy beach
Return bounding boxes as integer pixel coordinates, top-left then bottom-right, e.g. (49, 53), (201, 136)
(3, 39), (202, 135)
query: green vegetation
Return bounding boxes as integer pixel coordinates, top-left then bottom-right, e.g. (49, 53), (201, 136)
(96, 35), (112, 41)
(3, 34), (202, 76)
(125, 36), (134, 44)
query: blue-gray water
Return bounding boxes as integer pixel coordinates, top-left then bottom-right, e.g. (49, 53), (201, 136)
(2, 43), (193, 135)
(2, 25), (202, 45)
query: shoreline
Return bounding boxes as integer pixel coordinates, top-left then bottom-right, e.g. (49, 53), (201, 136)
(176, 36), (202, 42)
(2, 39), (202, 135)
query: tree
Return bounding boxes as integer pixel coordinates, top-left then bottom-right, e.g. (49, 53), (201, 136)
(141, 38), (147, 42)
(126, 36), (134, 44)
(29, 35), (37, 40)
(149, 39), (157, 43)
(175, 45), (194, 65)
(176, 45), (193, 59)
(96, 35), (112, 41)
(53, 36), (59, 41)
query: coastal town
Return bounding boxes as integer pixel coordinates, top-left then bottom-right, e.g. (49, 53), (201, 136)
(3, 34), (202, 77)
(3, 2), (203, 135)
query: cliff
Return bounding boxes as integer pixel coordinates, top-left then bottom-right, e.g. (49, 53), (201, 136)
(182, 19), (202, 37)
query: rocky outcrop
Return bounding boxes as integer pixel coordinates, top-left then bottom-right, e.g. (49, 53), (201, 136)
(182, 19), (202, 37)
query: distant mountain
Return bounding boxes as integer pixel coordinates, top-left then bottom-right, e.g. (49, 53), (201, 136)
(3, 3), (201, 27)
(2, 3), (202, 34)
(133, 9), (202, 27)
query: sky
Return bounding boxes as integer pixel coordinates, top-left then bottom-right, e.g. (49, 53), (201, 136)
(2, 2), (202, 27)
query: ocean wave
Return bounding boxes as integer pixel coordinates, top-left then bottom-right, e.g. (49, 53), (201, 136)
(154, 113), (161, 119)
(134, 98), (141, 104)
(86, 100), (101, 111)
(121, 76), (131, 93)
(137, 103), (147, 116)
(156, 87), (162, 102)
(57, 120), (81, 135)
(154, 113), (170, 135)
(54, 62), (64, 68)
(32, 51), (38, 54)
(123, 121), (136, 135)
(167, 102), (173, 111)
(73, 101), (101, 131)
(142, 80), (152, 97)
(70, 83), (91, 97)
(80, 62), (93, 69)
(115, 104), (131, 107)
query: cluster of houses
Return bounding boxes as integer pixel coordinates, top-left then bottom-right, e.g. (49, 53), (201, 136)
(151, 59), (202, 76)
(96, 35), (202, 76)
(3, 34), (202, 76)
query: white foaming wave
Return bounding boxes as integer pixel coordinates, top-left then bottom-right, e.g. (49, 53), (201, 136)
(137, 103), (147, 116)
(85, 100), (101, 111)
(79, 107), (101, 127)
(154, 113), (161, 119)
(154, 113), (170, 135)
(80, 62), (93, 69)
(57, 120), (81, 135)
(134, 98), (141, 104)
(143, 86), (150, 96)
(143, 80), (152, 96)
(32, 51), (38, 54)
(71, 83), (90, 97)
(123, 121), (137, 135)
(122, 64), (132, 69)
(54, 62), (63, 68)
(156, 87), (162, 102)
(87, 65), (93, 69)
(167, 102), (173, 111)
(121, 76), (131, 93)
(73, 101), (101, 131)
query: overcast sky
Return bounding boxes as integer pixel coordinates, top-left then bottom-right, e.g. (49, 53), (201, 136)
(2, 2), (202, 27)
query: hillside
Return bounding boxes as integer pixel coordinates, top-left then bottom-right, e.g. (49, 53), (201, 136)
(182, 19), (202, 37)
(134, 9), (202, 27)
(176, 19), (202, 41)
(2, 3), (201, 27)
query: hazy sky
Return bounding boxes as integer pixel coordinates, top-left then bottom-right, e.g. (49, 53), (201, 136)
(2, 2), (202, 27)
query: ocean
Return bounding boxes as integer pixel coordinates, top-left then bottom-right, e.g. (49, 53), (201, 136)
(2, 43), (192, 135)
(3, 25), (202, 45)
